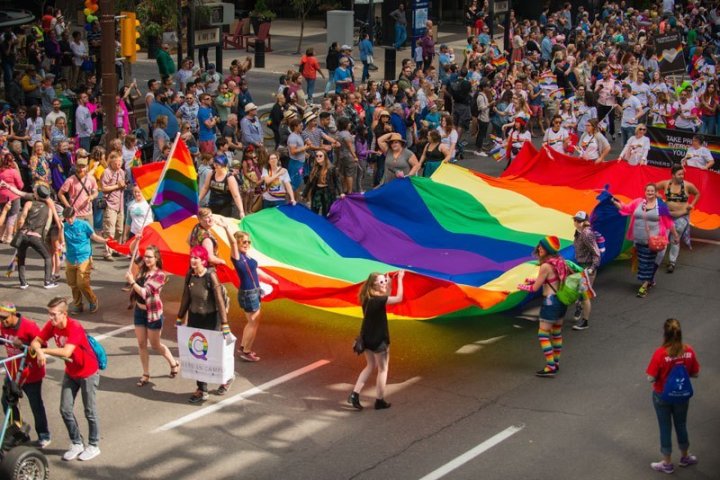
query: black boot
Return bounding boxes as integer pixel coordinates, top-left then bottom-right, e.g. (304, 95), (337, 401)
(374, 398), (391, 410)
(347, 392), (363, 410)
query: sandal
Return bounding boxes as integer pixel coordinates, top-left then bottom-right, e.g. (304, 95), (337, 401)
(637, 286), (648, 298)
(170, 362), (180, 378)
(136, 374), (150, 387)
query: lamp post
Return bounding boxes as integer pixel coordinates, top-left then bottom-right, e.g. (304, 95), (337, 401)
(100, 0), (116, 149)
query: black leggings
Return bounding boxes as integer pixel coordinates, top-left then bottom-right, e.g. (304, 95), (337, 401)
(597, 104), (616, 136)
(476, 120), (489, 148)
(16, 235), (52, 285)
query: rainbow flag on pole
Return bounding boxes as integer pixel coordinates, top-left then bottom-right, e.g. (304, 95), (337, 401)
(491, 56), (509, 69)
(133, 137), (199, 229)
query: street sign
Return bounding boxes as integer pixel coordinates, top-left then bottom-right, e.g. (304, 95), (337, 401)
(194, 28), (221, 46)
(494, 0), (509, 14)
(202, 3), (235, 26)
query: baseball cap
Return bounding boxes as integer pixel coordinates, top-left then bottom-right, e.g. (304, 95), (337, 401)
(573, 210), (589, 221)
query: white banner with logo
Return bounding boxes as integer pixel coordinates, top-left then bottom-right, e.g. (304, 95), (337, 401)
(177, 326), (235, 384)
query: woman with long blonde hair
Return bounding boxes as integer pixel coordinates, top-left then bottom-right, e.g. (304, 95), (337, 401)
(348, 270), (405, 410)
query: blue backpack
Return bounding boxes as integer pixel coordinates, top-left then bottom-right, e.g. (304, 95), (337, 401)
(661, 361), (693, 404)
(86, 335), (107, 370)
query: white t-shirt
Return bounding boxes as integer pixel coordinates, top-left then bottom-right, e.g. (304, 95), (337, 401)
(684, 146), (713, 169)
(45, 110), (66, 129)
(629, 81), (651, 106)
(578, 132), (610, 160)
(620, 135), (650, 166)
(122, 145), (138, 170)
(621, 95), (642, 128)
(510, 130), (532, 151)
(261, 167), (291, 202)
(126, 199), (152, 235)
(674, 99), (697, 130)
(543, 127), (569, 153)
(437, 127), (459, 159)
(26, 117), (44, 147)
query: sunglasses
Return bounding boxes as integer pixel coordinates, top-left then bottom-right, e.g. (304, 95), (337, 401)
(638, 128), (646, 131)
(0, 315), (10, 321)
(241, 240), (251, 245)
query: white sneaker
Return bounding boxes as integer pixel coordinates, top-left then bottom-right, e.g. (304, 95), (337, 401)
(78, 445), (101, 461)
(63, 443), (85, 461)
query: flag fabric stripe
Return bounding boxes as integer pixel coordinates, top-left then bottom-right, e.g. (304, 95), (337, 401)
(132, 162), (166, 201)
(145, 139), (199, 229)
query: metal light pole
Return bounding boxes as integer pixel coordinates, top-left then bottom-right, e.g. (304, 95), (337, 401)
(100, 0), (117, 149)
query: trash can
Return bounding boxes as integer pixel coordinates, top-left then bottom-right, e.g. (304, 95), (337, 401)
(59, 95), (75, 136)
(254, 39), (265, 68)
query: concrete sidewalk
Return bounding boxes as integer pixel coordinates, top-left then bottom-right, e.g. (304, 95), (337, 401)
(137, 19), (474, 80)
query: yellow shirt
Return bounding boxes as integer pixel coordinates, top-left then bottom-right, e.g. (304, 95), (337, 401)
(90, 161), (106, 182)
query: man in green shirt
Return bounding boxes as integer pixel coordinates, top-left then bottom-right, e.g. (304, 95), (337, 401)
(156, 43), (176, 77)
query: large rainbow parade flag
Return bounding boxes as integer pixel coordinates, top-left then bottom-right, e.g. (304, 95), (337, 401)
(111, 160), (629, 320)
(504, 143), (720, 231)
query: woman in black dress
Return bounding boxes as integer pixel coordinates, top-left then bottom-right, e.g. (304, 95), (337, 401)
(348, 270), (405, 411)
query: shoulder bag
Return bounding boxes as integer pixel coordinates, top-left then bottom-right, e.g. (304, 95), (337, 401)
(642, 204), (669, 252)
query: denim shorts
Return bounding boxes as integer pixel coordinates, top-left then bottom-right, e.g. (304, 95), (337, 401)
(133, 307), (163, 330)
(238, 288), (261, 313)
(539, 294), (567, 322)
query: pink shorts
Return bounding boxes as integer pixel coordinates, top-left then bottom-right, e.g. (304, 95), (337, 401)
(530, 105), (542, 118)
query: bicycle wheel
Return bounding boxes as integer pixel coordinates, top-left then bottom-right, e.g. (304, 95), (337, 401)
(259, 111), (275, 142)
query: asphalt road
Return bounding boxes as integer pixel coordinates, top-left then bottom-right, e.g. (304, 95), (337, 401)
(2, 92), (720, 479)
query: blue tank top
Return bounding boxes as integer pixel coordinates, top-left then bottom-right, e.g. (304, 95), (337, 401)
(232, 254), (260, 291)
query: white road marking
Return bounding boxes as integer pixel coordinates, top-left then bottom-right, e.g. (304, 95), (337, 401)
(456, 335), (507, 354)
(93, 325), (135, 341)
(693, 238), (720, 246)
(153, 359), (331, 432)
(418, 424), (525, 480)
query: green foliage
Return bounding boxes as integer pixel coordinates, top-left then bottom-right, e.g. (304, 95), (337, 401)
(291, 0), (320, 15)
(250, 0), (277, 21)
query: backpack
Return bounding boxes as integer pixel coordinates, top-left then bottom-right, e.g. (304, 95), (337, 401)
(450, 79), (466, 103)
(554, 272), (584, 306)
(593, 230), (606, 254)
(549, 260), (586, 306)
(470, 90), (481, 117)
(86, 335), (107, 370)
(661, 360), (694, 404)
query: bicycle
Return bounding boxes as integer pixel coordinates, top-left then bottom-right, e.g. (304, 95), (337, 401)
(0, 338), (49, 480)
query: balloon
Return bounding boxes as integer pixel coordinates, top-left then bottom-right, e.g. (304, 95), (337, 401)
(83, 8), (91, 16)
(84, 0), (92, 7)
(90, 4), (98, 12)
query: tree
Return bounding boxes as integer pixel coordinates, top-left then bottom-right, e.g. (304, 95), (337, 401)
(291, 0), (320, 55)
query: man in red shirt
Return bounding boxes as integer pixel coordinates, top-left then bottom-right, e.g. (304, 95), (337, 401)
(0, 302), (51, 448)
(300, 48), (325, 101)
(31, 297), (100, 462)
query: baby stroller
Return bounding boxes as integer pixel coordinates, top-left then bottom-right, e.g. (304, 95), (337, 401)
(0, 338), (49, 480)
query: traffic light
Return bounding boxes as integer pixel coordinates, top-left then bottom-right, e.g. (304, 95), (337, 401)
(120, 11), (140, 63)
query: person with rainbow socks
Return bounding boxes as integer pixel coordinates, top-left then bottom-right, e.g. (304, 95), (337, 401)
(517, 236), (568, 377)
